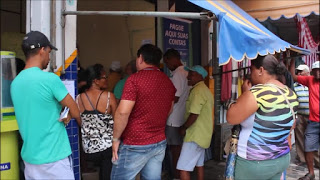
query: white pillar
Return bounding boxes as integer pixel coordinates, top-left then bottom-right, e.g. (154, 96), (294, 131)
(25, 0), (51, 71)
(26, 0), (77, 72)
(27, 0), (51, 39)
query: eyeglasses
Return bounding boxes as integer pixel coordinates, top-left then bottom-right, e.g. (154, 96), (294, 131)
(99, 75), (107, 79)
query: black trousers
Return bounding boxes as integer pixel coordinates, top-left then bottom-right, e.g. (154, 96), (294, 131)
(85, 148), (112, 180)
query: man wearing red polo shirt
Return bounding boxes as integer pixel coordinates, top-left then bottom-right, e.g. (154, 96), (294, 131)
(111, 44), (176, 180)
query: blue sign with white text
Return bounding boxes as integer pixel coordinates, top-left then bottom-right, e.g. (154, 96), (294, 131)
(163, 18), (190, 75)
(0, 162), (11, 171)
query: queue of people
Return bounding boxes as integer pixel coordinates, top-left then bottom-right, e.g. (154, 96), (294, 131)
(10, 30), (319, 180)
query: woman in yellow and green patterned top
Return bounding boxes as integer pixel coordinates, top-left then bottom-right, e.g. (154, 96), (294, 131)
(227, 55), (298, 180)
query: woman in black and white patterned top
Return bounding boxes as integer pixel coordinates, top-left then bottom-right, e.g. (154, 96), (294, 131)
(76, 64), (117, 180)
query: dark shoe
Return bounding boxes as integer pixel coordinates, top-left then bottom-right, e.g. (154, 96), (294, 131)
(298, 173), (315, 180)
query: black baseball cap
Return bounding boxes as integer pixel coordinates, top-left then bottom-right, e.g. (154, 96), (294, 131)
(22, 31), (58, 51)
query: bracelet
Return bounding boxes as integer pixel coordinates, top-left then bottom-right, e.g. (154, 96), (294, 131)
(112, 138), (120, 142)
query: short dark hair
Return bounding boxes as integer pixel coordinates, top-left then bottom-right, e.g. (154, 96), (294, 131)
(163, 48), (180, 60)
(251, 55), (286, 76)
(137, 44), (163, 66)
(22, 46), (42, 59)
(85, 64), (105, 89)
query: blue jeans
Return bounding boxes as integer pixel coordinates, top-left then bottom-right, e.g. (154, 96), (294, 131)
(111, 140), (166, 180)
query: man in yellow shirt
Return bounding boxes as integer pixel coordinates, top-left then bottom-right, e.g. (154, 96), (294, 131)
(177, 65), (214, 180)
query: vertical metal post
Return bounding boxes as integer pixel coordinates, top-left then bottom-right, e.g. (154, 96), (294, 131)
(212, 19), (220, 126)
(50, 0), (57, 71)
(61, 1), (66, 74)
(212, 18), (224, 161)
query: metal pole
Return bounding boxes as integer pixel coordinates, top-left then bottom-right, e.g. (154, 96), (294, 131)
(61, 1), (66, 74)
(212, 19), (219, 126)
(50, 0), (57, 71)
(62, 11), (216, 20)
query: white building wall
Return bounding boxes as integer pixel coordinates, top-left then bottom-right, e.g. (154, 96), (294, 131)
(26, 0), (77, 73)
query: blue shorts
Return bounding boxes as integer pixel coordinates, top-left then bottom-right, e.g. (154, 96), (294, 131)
(111, 140), (166, 180)
(305, 121), (320, 152)
(176, 141), (205, 171)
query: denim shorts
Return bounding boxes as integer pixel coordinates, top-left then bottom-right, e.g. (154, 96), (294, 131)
(305, 120), (320, 152)
(111, 140), (166, 180)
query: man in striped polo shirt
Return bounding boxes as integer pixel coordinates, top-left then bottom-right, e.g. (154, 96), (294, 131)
(294, 64), (310, 164)
(293, 64), (319, 167)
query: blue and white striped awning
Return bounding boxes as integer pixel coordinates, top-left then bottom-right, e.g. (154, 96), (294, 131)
(188, 0), (311, 65)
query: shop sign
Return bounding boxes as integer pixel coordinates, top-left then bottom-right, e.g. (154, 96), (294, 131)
(0, 162), (10, 171)
(163, 18), (191, 76)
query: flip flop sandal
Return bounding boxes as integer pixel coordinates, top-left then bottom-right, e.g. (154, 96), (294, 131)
(298, 173), (315, 180)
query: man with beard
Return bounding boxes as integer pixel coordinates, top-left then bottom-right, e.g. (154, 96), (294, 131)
(11, 31), (81, 179)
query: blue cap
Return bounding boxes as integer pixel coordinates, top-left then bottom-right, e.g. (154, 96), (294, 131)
(184, 65), (208, 79)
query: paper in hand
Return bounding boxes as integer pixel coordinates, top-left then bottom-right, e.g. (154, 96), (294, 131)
(59, 107), (70, 122)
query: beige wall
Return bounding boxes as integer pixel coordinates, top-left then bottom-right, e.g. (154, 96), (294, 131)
(77, 0), (155, 72)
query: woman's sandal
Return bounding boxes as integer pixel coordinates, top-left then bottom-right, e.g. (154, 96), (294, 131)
(298, 173), (315, 180)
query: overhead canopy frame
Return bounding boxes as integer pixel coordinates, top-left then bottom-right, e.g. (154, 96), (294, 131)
(63, 11), (216, 20)
(61, 10), (217, 73)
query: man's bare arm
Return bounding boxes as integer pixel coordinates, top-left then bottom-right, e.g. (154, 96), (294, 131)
(168, 101), (174, 115)
(60, 94), (81, 126)
(289, 59), (298, 82)
(112, 100), (135, 161)
(113, 100), (135, 139)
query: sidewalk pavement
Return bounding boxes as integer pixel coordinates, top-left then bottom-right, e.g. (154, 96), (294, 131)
(82, 145), (319, 180)
(189, 145), (319, 180)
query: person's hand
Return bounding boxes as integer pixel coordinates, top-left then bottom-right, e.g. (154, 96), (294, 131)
(112, 140), (120, 162)
(241, 79), (252, 93)
(179, 126), (186, 136)
(62, 113), (72, 126)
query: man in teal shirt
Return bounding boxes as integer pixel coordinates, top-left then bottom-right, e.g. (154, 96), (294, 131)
(11, 31), (81, 179)
(177, 65), (214, 180)
(113, 60), (136, 103)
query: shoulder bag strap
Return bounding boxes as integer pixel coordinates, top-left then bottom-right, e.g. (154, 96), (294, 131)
(266, 84), (296, 149)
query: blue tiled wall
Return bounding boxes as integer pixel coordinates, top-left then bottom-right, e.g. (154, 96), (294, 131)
(60, 57), (80, 180)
